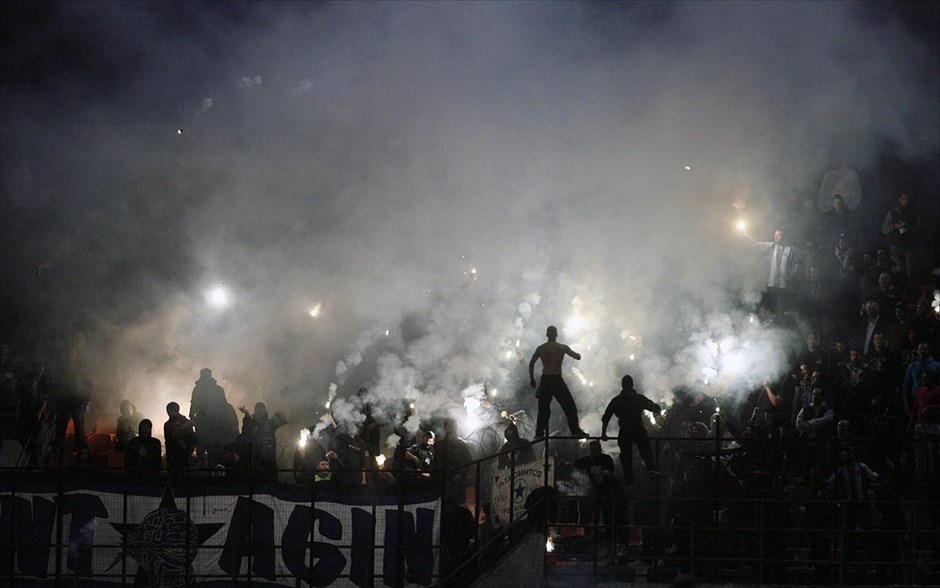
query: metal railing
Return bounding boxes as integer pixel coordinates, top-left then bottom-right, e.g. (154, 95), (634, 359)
(2, 428), (938, 587)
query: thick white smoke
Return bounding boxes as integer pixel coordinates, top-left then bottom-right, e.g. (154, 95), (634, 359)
(1, 3), (937, 445)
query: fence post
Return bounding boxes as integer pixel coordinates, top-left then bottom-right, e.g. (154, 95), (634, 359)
(759, 499), (764, 584)
(54, 459), (63, 584)
(838, 501), (845, 585)
(508, 450), (516, 525)
(911, 499), (917, 585)
(122, 472), (128, 586)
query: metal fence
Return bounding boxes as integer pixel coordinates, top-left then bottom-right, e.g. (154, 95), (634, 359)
(2, 432), (939, 587)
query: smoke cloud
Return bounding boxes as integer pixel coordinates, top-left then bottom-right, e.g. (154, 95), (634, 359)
(1, 3), (937, 443)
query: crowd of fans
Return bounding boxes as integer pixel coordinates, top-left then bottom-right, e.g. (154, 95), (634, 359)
(0, 177), (939, 582)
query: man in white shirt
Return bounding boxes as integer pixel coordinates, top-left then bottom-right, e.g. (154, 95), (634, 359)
(755, 229), (796, 311)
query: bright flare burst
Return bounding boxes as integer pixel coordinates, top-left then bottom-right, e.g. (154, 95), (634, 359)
(309, 302), (322, 318)
(206, 285), (230, 309)
(565, 313), (587, 336)
(736, 219), (747, 233)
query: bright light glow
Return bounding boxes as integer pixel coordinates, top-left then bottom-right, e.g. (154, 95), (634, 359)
(385, 329), (390, 336)
(309, 302), (322, 318)
(490, 388), (498, 397)
(504, 350), (514, 360)
(546, 536), (555, 553)
(460, 394), (486, 433)
(463, 396), (481, 412)
(298, 428), (310, 448)
(716, 406), (722, 414)
(629, 354), (635, 361)
(206, 285), (230, 308)
(722, 350), (748, 378)
(375, 454), (387, 468)
(684, 165), (692, 171)
(409, 403), (415, 409)
(571, 367), (588, 386)
(565, 313), (587, 335)
(736, 219), (747, 233)
(515, 339), (521, 348)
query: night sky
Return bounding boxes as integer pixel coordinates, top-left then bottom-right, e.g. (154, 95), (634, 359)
(2, 1), (938, 439)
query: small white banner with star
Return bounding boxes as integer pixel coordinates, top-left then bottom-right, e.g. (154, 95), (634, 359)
(490, 458), (553, 526)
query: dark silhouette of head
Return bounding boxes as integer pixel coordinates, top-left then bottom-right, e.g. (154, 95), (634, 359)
(166, 402), (180, 416)
(588, 440), (602, 457)
(546, 325), (558, 340)
(622, 374), (634, 390)
(138, 419), (153, 438)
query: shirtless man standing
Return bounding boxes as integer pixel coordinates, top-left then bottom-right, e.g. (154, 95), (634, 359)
(529, 325), (587, 438)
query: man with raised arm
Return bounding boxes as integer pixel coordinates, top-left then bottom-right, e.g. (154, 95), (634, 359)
(529, 325), (587, 438)
(601, 374), (661, 487)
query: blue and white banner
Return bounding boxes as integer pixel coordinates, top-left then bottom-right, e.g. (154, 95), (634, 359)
(0, 479), (439, 587)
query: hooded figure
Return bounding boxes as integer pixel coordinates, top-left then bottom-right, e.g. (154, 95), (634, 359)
(190, 368), (239, 468)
